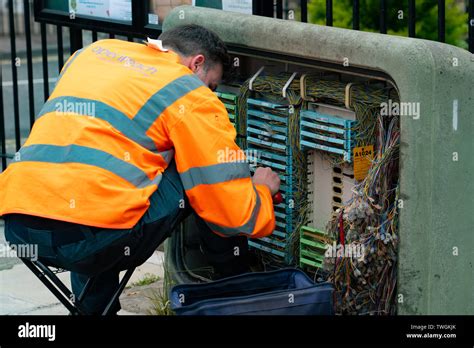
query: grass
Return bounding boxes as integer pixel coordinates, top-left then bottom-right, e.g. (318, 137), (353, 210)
(129, 273), (161, 287)
(147, 260), (176, 316)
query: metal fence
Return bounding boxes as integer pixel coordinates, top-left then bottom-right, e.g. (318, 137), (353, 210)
(1, 0), (473, 172)
(0, 0), (48, 35)
(274, 0), (473, 50)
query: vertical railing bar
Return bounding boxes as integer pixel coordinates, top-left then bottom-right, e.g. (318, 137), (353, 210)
(301, 0), (308, 22)
(469, 0), (474, 53)
(109, 32), (115, 39)
(69, 27), (83, 54)
(57, 25), (64, 72)
(276, 0), (283, 18)
(92, 30), (98, 42)
(24, 0), (35, 129)
(253, 0), (273, 17)
(408, 0), (416, 37)
(438, 0), (445, 42)
(8, 0), (20, 150)
(0, 67), (6, 170)
(326, 0), (333, 26)
(69, 27), (74, 55)
(127, 34), (133, 42)
(380, 0), (387, 33)
(40, 22), (49, 102)
(353, 0), (360, 30)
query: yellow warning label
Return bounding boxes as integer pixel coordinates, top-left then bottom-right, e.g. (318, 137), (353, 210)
(353, 145), (374, 181)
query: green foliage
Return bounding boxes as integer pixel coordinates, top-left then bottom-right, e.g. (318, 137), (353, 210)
(147, 262), (175, 316)
(130, 273), (161, 287)
(308, 0), (468, 49)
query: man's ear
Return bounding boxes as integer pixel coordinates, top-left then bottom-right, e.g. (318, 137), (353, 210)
(189, 54), (205, 72)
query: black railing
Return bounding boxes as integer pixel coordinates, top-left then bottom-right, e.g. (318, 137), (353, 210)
(8, 0), (20, 153)
(24, 0), (35, 129)
(439, 0), (446, 42)
(352, 0), (359, 30)
(0, 67), (5, 170)
(1, 0), (473, 172)
(268, 0), (472, 43)
(380, 0), (387, 34)
(408, 0), (415, 37)
(471, 0), (474, 51)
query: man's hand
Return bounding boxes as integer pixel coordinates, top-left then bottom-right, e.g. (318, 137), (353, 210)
(252, 167), (281, 197)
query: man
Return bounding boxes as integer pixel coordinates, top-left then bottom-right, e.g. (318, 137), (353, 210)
(0, 24), (280, 314)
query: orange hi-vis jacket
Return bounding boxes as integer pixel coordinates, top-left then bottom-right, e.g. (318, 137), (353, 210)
(0, 39), (275, 238)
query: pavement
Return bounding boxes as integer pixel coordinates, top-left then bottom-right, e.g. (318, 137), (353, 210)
(0, 219), (166, 315)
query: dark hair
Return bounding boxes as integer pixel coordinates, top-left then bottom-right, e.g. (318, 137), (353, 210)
(159, 24), (231, 77)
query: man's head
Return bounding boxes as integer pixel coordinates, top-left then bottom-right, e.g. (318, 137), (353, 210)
(159, 24), (231, 91)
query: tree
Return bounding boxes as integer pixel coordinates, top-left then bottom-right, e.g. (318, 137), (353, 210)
(308, 0), (469, 49)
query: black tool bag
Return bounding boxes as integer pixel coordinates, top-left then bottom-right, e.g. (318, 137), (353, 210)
(171, 268), (334, 315)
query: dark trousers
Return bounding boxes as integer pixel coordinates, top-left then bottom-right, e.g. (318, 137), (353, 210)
(4, 160), (248, 314)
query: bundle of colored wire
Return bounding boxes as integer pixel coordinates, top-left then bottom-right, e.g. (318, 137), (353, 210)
(324, 114), (400, 315)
